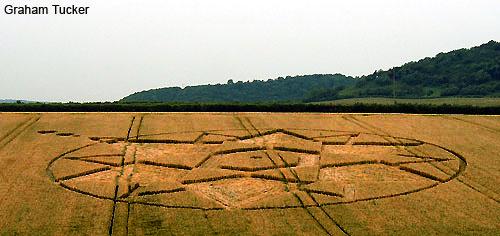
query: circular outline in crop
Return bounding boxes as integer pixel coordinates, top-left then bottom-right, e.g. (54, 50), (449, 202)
(45, 128), (467, 210)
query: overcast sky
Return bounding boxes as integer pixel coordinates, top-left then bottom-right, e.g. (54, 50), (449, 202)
(1, 0), (499, 102)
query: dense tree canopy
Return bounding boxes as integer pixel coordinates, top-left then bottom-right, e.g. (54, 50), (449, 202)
(122, 41), (500, 103)
(332, 40), (500, 100)
(121, 74), (354, 102)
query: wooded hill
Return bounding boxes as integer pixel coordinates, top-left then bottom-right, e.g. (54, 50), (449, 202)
(122, 74), (354, 102)
(122, 41), (500, 103)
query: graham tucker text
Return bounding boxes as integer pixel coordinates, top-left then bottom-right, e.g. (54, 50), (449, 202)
(4, 4), (90, 15)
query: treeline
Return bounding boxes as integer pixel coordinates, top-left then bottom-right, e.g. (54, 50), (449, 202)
(121, 40), (500, 103)
(1, 102), (499, 114)
(122, 74), (354, 102)
(308, 40), (500, 101)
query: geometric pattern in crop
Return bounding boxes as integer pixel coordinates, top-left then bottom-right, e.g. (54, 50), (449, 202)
(44, 128), (466, 210)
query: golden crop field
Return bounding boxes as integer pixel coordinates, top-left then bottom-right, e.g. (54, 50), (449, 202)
(0, 113), (499, 235)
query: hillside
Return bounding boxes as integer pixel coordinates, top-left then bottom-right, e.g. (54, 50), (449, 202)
(307, 40), (500, 101)
(122, 41), (500, 103)
(121, 74), (354, 102)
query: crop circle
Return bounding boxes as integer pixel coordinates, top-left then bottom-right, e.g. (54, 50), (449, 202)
(46, 128), (466, 210)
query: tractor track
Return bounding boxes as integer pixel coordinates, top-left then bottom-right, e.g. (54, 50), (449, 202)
(0, 114), (41, 151)
(341, 115), (500, 204)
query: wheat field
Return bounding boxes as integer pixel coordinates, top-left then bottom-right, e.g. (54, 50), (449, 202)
(0, 113), (499, 235)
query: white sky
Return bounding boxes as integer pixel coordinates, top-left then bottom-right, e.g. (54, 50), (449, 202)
(1, 0), (499, 102)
